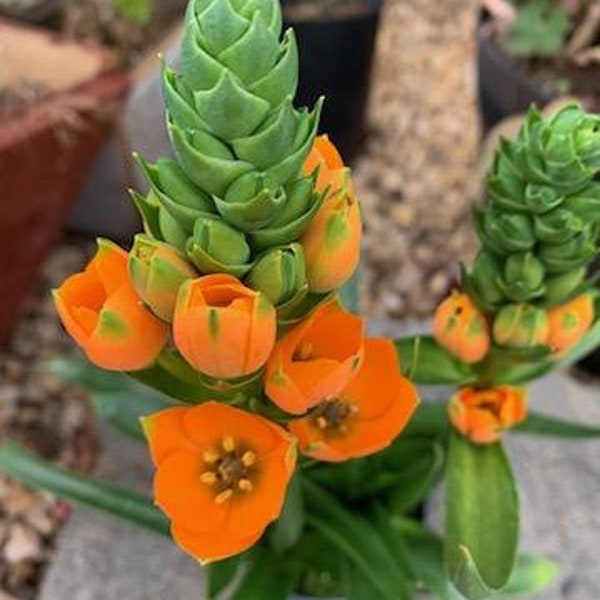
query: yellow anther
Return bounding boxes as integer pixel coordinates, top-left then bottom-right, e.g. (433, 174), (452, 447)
(241, 451), (256, 467)
(238, 478), (253, 492)
(294, 342), (313, 361)
(316, 416), (328, 429)
(200, 471), (217, 485)
(215, 489), (233, 504)
(203, 449), (220, 464)
(222, 436), (236, 453)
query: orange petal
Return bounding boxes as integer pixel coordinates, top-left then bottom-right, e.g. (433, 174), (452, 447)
(142, 407), (199, 465)
(171, 522), (262, 564)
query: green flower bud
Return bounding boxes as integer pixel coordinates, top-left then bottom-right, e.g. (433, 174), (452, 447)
(478, 209), (535, 254)
(538, 229), (598, 273)
(246, 244), (307, 306)
(493, 303), (549, 349)
(496, 252), (546, 303)
(562, 183), (600, 223)
(186, 217), (253, 276)
(542, 267), (587, 306)
(523, 183), (564, 214)
(129, 234), (197, 322)
(534, 208), (585, 245)
(469, 250), (505, 309)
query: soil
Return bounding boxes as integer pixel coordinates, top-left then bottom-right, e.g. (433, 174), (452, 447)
(0, 238), (98, 600)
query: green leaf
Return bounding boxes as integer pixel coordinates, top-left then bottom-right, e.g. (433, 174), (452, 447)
(387, 517), (465, 600)
(403, 403), (449, 438)
(112, 0), (152, 25)
(339, 265), (361, 314)
(515, 411), (600, 438)
(207, 555), (244, 600)
(444, 432), (519, 598)
(501, 555), (559, 596)
(302, 479), (412, 600)
(229, 549), (298, 600)
(395, 336), (477, 386)
(387, 441), (445, 514)
(269, 473), (304, 552)
(344, 558), (388, 600)
(0, 443), (168, 536)
(48, 358), (127, 393)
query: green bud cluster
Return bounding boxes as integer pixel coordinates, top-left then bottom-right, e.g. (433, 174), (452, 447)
(468, 105), (600, 313)
(131, 0), (326, 310)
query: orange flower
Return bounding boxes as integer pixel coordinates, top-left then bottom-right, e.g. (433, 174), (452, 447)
(142, 402), (296, 563)
(53, 239), (168, 371)
(289, 338), (419, 462)
(301, 135), (361, 293)
(547, 294), (595, 354)
(448, 386), (527, 444)
(173, 274), (276, 379)
(264, 300), (365, 415)
(433, 291), (491, 363)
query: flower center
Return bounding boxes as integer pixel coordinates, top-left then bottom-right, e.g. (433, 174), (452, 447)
(201, 436), (256, 504)
(293, 341), (314, 362)
(313, 399), (358, 435)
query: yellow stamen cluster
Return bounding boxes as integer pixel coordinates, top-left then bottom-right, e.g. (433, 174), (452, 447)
(313, 399), (358, 435)
(201, 436), (257, 504)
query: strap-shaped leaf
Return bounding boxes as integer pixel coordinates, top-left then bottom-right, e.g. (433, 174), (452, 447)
(395, 337), (477, 386)
(515, 411), (600, 438)
(206, 554), (244, 600)
(229, 548), (298, 600)
(0, 444), (168, 536)
(303, 479), (412, 600)
(501, 555), (560, 596)
(403, 403), (449, 439)
(444, 432), (519, 599)
(269, 472), (304, 552)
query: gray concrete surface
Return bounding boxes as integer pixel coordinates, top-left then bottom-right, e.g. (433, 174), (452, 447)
(38, 365), (599, 600)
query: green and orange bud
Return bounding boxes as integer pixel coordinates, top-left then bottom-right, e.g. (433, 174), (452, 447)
(547, 293), (595, 355)
(433, 291), (491, 363)
(53, 239), (168, 371)
(173, 274), (276, 380)
(492, 303), (549, 349)
(448, 386), (527, 444)
(246, 244), (307, 307)
(129, 234), (197, 322)
(303, 134), (346, 193)
(301, 180), (361, 293)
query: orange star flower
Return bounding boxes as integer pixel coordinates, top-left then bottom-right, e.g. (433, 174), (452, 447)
(433, 291), (491, 363)
(53, 239), (168, 371)
(289, 338), (419, 462)
(264, 300), (365, 415)
(448, 386), (528, 444)
(173, 274), (277, 379)
(143, 402), (296, 563)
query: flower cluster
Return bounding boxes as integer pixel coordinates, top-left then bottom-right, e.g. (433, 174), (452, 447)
(53, 0), (419, 564)
(433, 104), (600, 444)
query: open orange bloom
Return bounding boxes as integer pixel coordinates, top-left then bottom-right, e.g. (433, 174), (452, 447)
(433, 291), (491, 363)
(547, 293), (595, 355)
(448, 386), (527, 444)
(173, 274), (276, 379)
(53, 239), (168, 371)
(264, 300), (365, 415)
(289, 338), (419, 462)
(301, 135), (361, 293)
(143, 402), (296, 563)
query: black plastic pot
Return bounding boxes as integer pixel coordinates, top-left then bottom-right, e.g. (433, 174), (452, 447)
(477, 27), (554, 132)
(284, 0), (382, 163)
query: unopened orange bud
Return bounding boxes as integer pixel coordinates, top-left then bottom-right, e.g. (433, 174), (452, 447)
(173, 274), (276, 379)
(53, 239), (168, 371)
(433, 291), (491, 363)
(547, 293), (595, 354)
(448, 386), (527, 444)
(301, 135), (362, 293)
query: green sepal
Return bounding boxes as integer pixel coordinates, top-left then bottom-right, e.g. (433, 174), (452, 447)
(168, 118), (254, 196)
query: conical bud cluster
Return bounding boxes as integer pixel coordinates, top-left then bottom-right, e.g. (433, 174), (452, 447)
(133, 0), (327, 286)
(465, 105), (600, 349)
